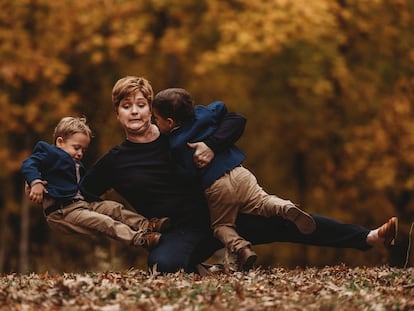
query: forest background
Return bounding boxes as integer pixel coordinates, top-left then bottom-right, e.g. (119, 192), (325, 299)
(1, 0), (414, 274)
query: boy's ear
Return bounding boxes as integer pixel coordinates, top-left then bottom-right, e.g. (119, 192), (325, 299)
(55, 136), (64, 147)
(167, 118), (176, 130)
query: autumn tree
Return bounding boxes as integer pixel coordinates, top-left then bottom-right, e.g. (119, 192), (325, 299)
(180, 0), (414, 266)
(1, 0), (413, 271)
(0, 0), (158, 272)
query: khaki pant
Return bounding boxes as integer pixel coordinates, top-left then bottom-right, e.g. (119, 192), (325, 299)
(44, 199), (149, 247)
(205, 166), (293, 253)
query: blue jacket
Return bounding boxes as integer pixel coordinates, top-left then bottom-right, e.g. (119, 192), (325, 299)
(169, 101), (246, 189)
(21, 141), (85, 199)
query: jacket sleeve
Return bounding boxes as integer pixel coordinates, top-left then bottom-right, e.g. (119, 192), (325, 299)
(21, 142), (48, 184)
(203, 111), (247, 153)
(206, 101), (228, 118)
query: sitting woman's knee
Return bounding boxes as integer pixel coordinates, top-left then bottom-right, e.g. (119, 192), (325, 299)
(148, 251), (186, 273)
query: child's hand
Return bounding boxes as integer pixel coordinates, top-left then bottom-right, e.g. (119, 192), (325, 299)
(24, 182), (31, 197)
(187, 142), (215, 168)
(29, 181), (48, 204)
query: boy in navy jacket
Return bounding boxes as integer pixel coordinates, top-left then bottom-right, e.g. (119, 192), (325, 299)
(22, 117), (169, 251)
(152, 88), (316, 271)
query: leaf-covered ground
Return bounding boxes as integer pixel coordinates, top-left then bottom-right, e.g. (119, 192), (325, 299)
(0, 265), (413, 310)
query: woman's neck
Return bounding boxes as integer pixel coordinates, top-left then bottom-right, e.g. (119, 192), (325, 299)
(126, 124), (160, 143)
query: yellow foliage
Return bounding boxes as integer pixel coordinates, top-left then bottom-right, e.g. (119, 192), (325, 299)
(1, 0), (414, 270)
(199, 0), (340, 67)
(159, 28), (189, 54)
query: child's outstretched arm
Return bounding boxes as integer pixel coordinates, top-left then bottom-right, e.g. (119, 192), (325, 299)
(25, 180), (48, 204)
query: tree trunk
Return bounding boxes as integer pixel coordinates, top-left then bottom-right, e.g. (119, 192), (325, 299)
(294, 151), (308, 267)
(0, 197), (7, 272)
(19, 193), (30, 273)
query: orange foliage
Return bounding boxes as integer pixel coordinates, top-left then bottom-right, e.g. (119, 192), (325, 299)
(1, 0), (414, 271)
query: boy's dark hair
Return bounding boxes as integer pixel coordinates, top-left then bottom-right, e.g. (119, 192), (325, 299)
(152, 88), (195, 125)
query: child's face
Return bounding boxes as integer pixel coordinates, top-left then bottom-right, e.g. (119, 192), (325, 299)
(56, 133), (90, 162)
(152, 109), (175, 134)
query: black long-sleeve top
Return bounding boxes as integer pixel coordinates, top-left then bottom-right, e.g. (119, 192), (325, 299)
(81, 113), (246, 228)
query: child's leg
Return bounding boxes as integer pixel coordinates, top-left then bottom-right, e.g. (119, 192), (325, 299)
(46, 202), (153, 248)
(229, 166), (316, 234)
(205, 179), (257, 270)
(205, 181), (251, 252)
(89, 201), (170, 233)
(88, 200), (150, 231)
(213, 225), (251, 253)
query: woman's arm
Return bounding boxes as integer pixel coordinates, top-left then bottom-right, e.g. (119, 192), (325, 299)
(80, 153), (113, 201)
(204, 112), (246, 153)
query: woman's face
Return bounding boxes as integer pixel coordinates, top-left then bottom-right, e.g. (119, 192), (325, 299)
(116, 91), (152, 136)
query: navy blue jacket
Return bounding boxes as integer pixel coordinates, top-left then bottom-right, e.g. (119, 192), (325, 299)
(21, 141), (85, 200)
(169, 101), (246, 189)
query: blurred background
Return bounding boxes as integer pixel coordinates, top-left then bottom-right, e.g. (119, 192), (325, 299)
(1, 0), (414, 274)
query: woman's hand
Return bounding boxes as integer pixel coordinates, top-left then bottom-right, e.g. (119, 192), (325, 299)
(187, 142), (215, 168)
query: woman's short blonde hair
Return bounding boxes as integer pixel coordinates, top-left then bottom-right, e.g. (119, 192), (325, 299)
(112, 76), (154, 110)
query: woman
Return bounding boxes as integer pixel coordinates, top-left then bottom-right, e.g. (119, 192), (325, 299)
(81, 76), (397, 273)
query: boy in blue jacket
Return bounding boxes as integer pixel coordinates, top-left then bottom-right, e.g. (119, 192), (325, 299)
(22, 117), (170, 251)
(152, 88), (316, 271)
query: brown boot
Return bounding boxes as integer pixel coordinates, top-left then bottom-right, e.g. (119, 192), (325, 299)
(378, 217), (398, 247)
(137, 232), (162, 251)
(237, 246), (257, 271)
(284, 204), (316, 234)
(147, 217), (171, 233)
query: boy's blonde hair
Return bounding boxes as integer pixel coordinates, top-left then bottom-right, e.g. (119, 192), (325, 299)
(112, 76), (154, 110)
(53, 117), (92, 144)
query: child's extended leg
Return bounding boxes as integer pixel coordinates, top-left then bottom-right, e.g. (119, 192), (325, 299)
(265, 200), (316, 234)
(46, 202), (162, 250)
(205, 185), (257, 271)
(89, 200), (171, 233)
(213, 225), (257, 271)
(229, 166), (316, 234)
